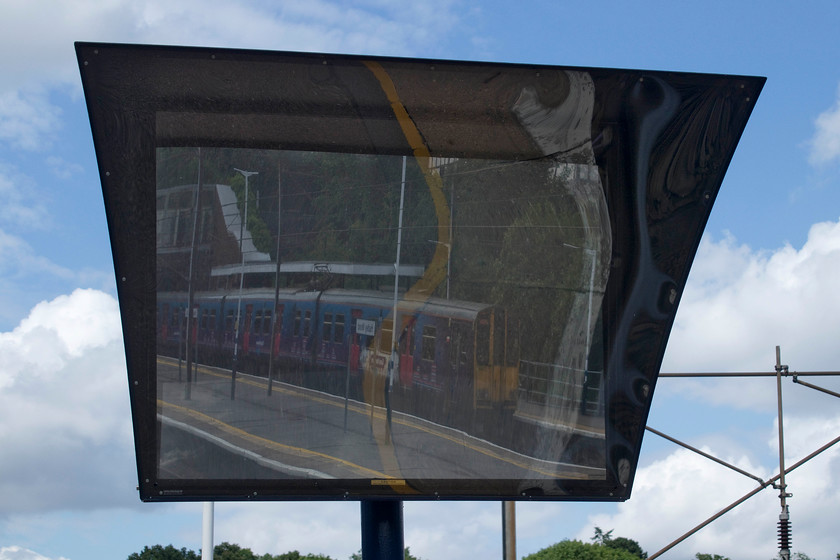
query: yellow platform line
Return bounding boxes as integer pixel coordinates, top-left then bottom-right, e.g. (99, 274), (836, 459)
(158, 398), (392, 480)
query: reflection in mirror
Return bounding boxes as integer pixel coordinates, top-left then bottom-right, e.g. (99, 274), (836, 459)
(155, 145), (610, 490)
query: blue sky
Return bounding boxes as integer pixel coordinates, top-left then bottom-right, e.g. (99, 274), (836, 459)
(1, 1), (840, 559)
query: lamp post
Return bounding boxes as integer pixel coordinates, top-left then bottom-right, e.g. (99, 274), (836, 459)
(230, 167), (258, 399)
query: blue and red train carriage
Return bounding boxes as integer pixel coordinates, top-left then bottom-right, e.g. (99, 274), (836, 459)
(157, 288), (520, 431)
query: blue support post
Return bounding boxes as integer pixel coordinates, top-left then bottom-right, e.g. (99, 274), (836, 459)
(361, 500), (404, 560)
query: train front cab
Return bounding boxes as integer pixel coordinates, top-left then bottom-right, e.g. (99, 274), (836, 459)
(474, 307), (519, 411)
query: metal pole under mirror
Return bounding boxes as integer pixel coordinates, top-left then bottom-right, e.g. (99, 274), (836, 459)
(502, 501), (516, 560)
(361, 500), (404, 560)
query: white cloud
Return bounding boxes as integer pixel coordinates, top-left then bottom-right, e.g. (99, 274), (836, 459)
(808, 82), (840, 166)
(578, 417), (840, 560)
(662, 219), (840, 412)
(211, 502), (361, 559)
(0, 165), (51, 229)
(204, 500), (503, 559)
(45, 156), (84, 180)
(1, 1), (463, 152)
(618, 222), (840, 560)
(0, 89), (62, 151)
(0, 289), (134, 515)
(0, 0), (462, 90)
(0, 229), (117, 330)
(0, 230), (73, 282)
(0, 546), (68, 560)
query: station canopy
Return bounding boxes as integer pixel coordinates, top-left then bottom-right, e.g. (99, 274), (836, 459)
(77, 42), (763, 502)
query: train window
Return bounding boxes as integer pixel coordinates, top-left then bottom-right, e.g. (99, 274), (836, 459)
(209, 309), (216, 331)
(303, 310), (311, 337)
(263, 310), (272, 335)
(421, 325), (436, 361)
(225, 310), (234, 332)
(200, 309), (208, 330)
(253, 310), (263, 334)
(293, 310), (301, 336)
(334, 314), (345, 343)
(379, 318), (393, 353)
(323, 312), (333, 342)
(449, 323), (467, 368)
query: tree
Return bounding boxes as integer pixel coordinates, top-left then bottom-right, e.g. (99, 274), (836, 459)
(589, 527), (646, 559)
(695, 554), (730, 560)
(127, 544), (200, 560)
(591, 527), (614, 546)
(349, 547), (422, 560)
(268, 552), (334, 560)
(523, 539), (641, 560)
(214, 542), (259, 560)
(607, 537), (646, 559)
(128, 543), (335, 560)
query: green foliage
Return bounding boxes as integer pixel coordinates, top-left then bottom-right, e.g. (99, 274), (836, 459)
(127, 544), (200, 560)
(127, 543), (335, 560)
(349, 547), (422, 560)
(229, 173), (274, 256)
(214, 542), (260, 560)
(523, 539), (641, 560)
(590, 526), (646, 559)
(606, 537), (646, 559)
(268, 552), (334, 560)
(591, 527), (614, 546)
(695, 554), (730, 560)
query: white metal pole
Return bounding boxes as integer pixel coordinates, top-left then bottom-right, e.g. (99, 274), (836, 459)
(202, 502), (214, 560)
(231, 168), (258, 399)
(391, 156), (407, 361)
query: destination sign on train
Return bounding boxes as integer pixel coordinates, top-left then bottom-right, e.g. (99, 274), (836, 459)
(77, 42), (764, 501)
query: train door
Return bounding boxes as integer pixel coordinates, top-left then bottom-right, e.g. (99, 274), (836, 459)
(364, 316), (392, 408)
(398, 316), (415, 385)
(260, 305), (272, 357)
(490, 308), (506, 405)
(350, 309), (363, 371)
(419, 323), (438, 387)
(242, 304), (253, 354)
(224, 307), (235, 351)
(250, 303), (271, 357)
(273, 304), (284, 358)
(333, 311), (346, 364)
(501, 311), (520, 409)
(474, 310), (492, 409)
(321, 311), (333, 361)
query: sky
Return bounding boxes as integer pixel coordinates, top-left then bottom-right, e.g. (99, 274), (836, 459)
(1, 1), (840, 559)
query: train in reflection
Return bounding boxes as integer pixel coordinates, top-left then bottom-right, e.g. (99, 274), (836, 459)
(157, 288), (520, 430)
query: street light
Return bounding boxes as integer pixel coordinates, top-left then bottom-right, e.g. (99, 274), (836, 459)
(230, 167), (258, 399)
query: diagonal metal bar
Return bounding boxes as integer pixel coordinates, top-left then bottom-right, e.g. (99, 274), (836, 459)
(792, 376), (840, 399)
(646, 426), (765, 485)
(646, 434), (840, 560)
